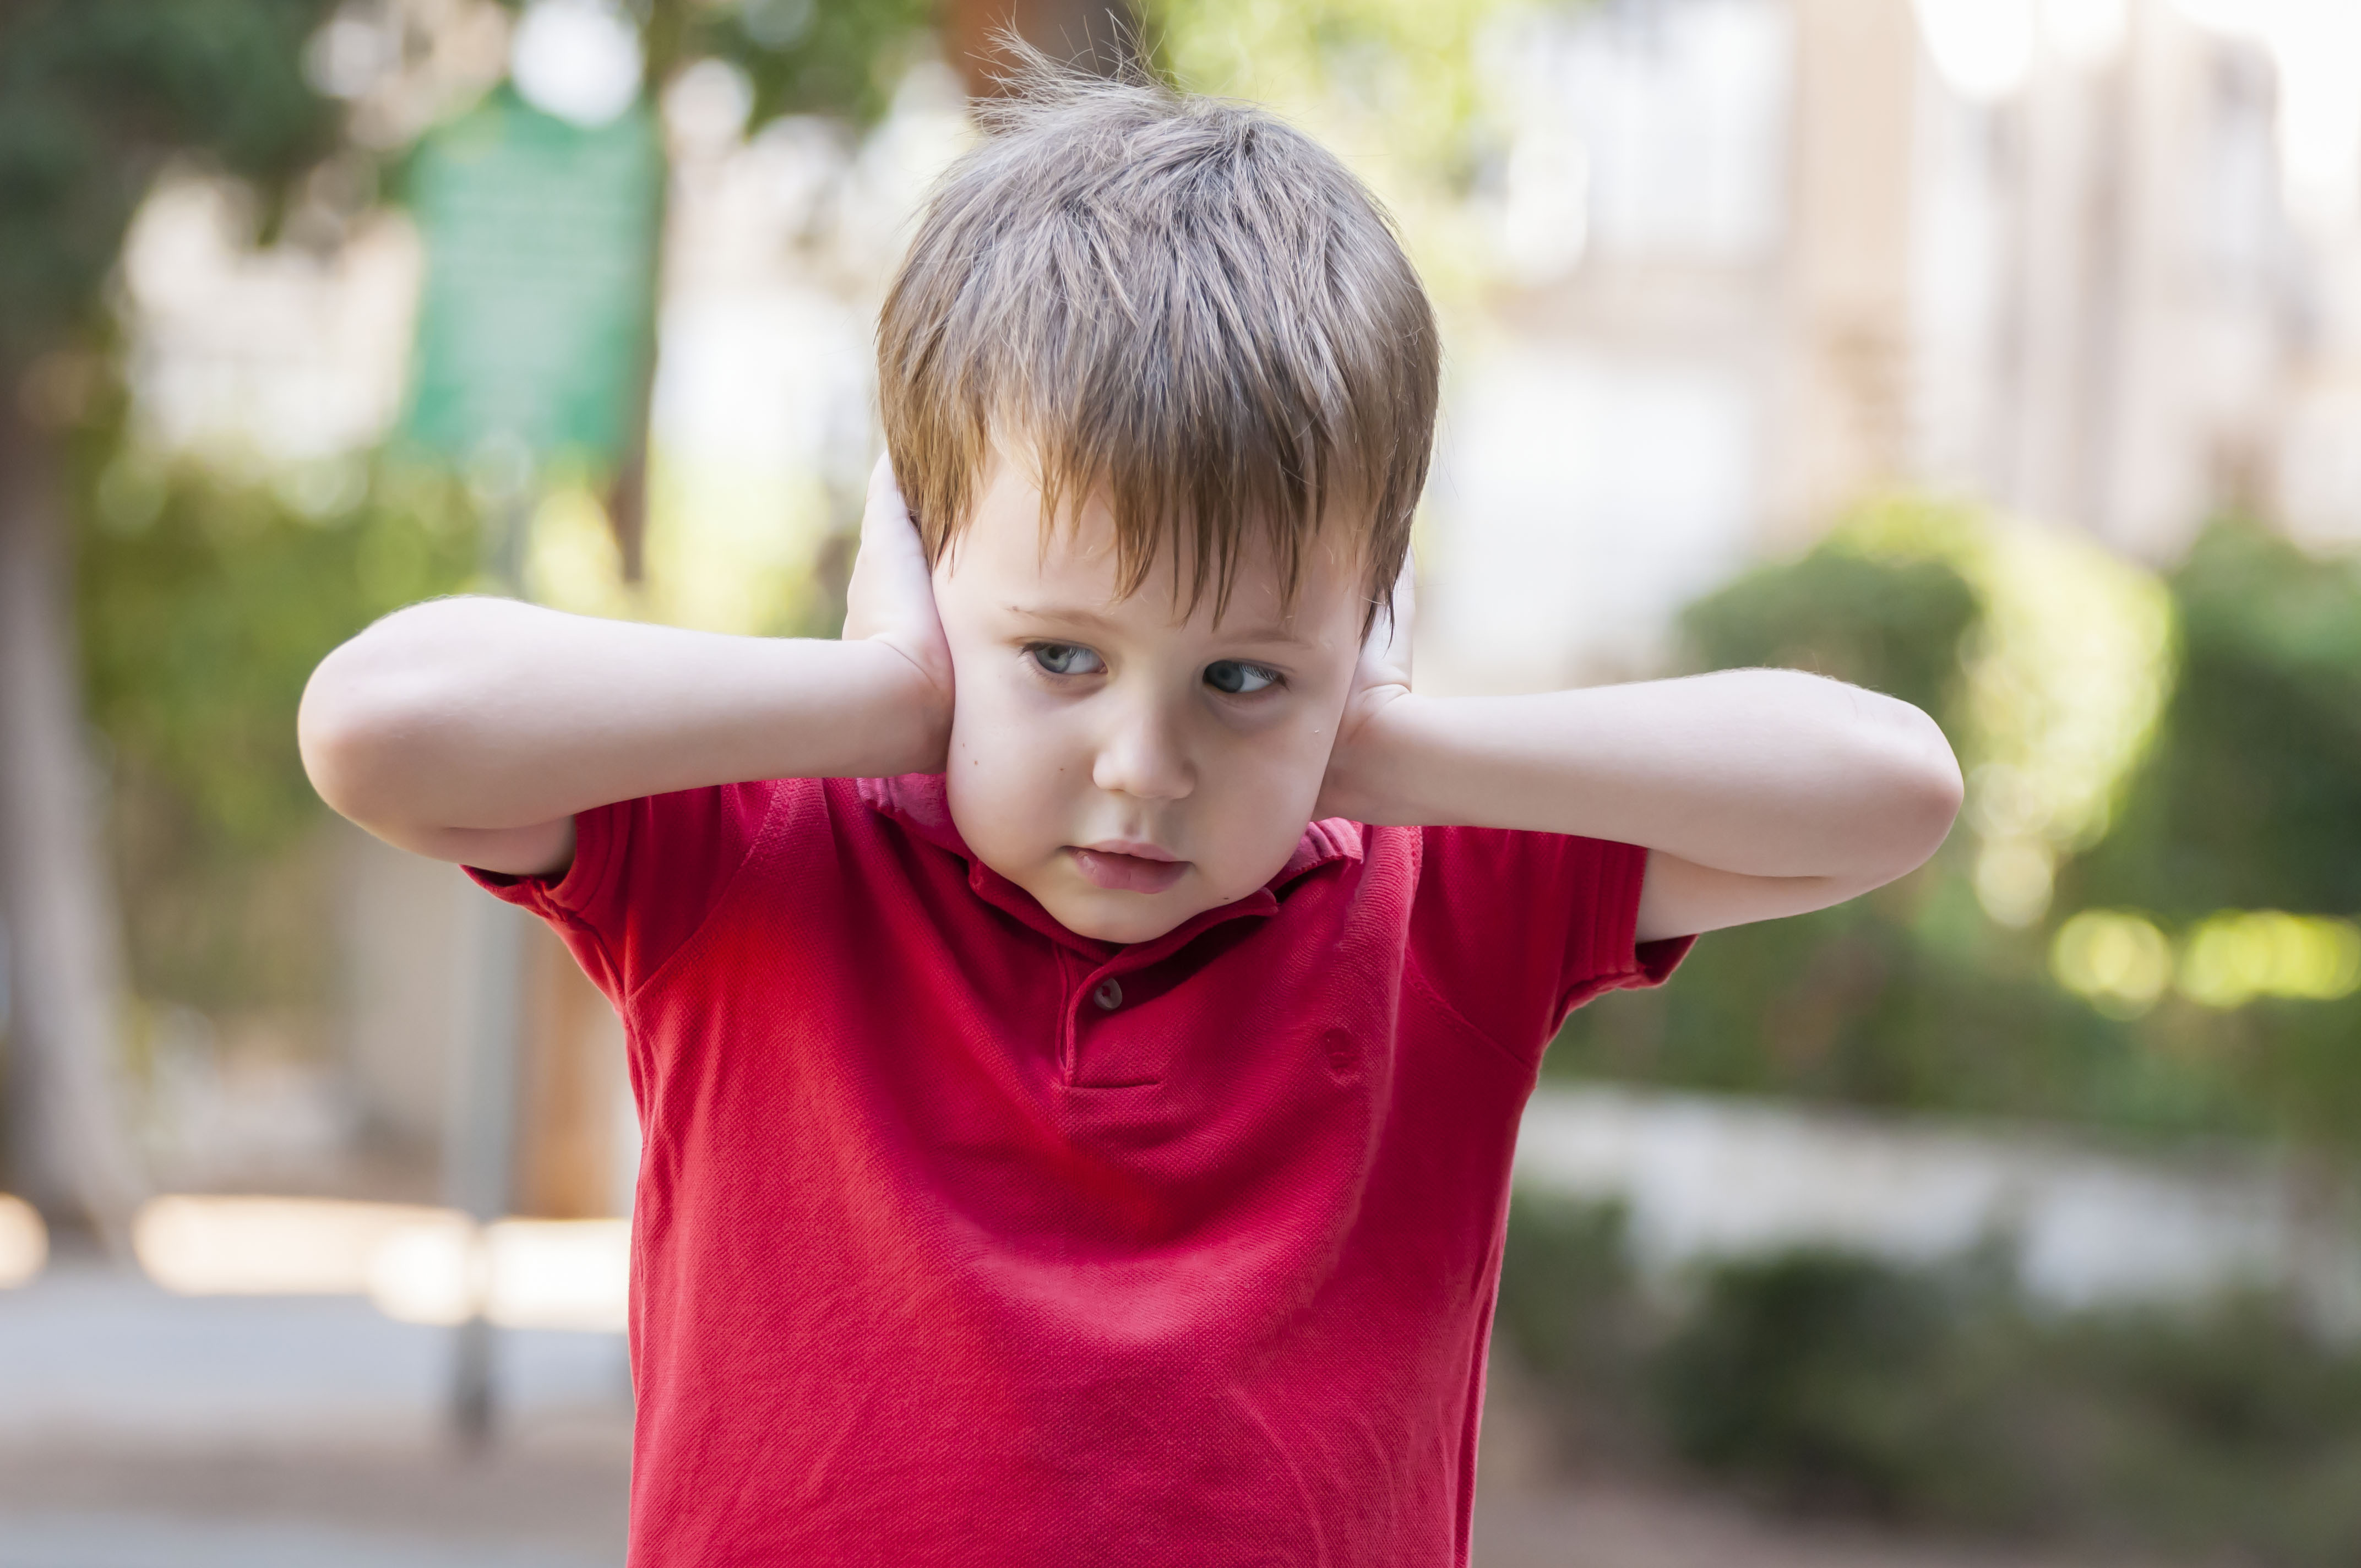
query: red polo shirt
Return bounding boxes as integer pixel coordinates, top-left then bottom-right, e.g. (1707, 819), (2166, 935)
(473, 773), (1687, 1566)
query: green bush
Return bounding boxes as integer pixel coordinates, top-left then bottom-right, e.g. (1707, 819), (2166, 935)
(70, 420), (478, 1020)
(1555, 510), (2361, 1152)
(2064, 524), (2361, 921)
(1652, 1249), (2030, 1523)
(1495, 1195), (1649, 1456)
(1497, 1199), (2361, 1564)
(1679, 545), (1979, 738)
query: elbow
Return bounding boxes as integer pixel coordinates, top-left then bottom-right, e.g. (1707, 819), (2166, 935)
(298, 670), (383, 825)
(296, 599), (483, 829)
(1867, 699), (1965, 879)
(297, 645), (415, 830)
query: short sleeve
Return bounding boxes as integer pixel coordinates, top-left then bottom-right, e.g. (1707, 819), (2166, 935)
(1407, 826), (1693, 1063)
(466, 781), (781, 1006)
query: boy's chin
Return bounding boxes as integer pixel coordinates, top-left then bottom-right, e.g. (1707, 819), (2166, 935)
(1036, 886), (1203, 945)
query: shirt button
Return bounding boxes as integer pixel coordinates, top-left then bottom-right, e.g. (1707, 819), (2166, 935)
(1091, 978), (1124, 1011)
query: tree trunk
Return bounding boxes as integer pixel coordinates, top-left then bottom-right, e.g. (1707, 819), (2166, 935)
(0, 380), (148, 1249)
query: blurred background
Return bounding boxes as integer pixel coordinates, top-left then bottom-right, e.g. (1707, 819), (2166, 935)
(0, 1), (2357, 1564)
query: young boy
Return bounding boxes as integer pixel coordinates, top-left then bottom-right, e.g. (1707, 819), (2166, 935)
(302, 67), (1960, 1568)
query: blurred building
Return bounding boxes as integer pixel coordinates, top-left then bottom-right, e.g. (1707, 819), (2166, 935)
(1422, 0), (2361, 692)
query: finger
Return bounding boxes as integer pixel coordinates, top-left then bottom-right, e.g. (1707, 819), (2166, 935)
(863, 455), (911, 531)
(858, 457), (932, 582)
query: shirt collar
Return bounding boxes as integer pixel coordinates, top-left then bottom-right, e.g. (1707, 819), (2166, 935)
(856, 773), (1363, 963)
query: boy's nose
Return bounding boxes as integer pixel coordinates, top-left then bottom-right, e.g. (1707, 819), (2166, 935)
(1091, 699), (1194, 802)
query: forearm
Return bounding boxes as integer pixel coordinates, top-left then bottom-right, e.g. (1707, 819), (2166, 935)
(1330, 670), (1962, 882)
(298, 596), (945, 843)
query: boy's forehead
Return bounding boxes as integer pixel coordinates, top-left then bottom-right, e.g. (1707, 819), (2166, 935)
(953, 454), (1364, 636)
(999, 597), (1316, 647)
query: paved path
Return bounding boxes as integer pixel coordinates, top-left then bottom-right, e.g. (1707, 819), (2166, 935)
(0, 1264), (628, 1446)
(0, 1263), (632, 1566)
(0, 1516), (603, 1568)
(0, 1440), (629, 1568)
(0, 1264), (2145, 1568)
(1476, 1487), (2155, 1568)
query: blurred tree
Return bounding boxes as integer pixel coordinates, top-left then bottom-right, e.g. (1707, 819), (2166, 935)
(1553, 527), (2102, 1118)
(594, 0), (939, 573)
(1146, 0), (1552, 300)
(393, 0), (948, 579)
(613, 0), (1119, 565)
(1682, 544), (1979, 733)
(0, 0), (338, 1237)
(2057, 521), (2361, 1152)
(2063, 522), (2361, 920)
(72, 434), (478, 1025)
(1560, 505), (2361, 1154)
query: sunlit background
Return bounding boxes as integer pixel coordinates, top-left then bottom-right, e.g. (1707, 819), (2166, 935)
(1, 1), (2358, 1565)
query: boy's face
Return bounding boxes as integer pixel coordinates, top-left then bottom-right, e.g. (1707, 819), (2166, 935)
(932, 453), (1366, 944)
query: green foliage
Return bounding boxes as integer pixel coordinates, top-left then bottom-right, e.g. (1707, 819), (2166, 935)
(1661, 1256), (2361, 1560)
(1496, 1194), (1647, 1453)
(1557, 509), (2361, 1150)
(1499, 1201), (2361, 1563)
(1149, 0), (1557, 299)
(2064, 522), (2361, 920)
(683, 0), (937, 128)
(1653, 1249), (2042, 1525)
(0, 0), (338, 362)
(2046, 1297), (2361, 1561)
(1560, 880), (2249, 1131)
(70, 410), (478, 1011)
(1493, 1195), (1652, 1461)
(1679, 548), (1979, 739)
(1557, 531), (2157, 1123)
(1498, 1193), (1633, 1378)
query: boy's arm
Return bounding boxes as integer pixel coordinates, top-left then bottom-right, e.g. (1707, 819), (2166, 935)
(297, 462), (951, 877)
(1315, 578), (1963, 943)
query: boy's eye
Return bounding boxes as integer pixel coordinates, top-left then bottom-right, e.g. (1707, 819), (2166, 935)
(1204, 660), (1281, 695)
(1027, 643), (1105, 676)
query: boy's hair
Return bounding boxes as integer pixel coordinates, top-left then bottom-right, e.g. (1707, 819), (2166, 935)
(877, 51), (1440, 628)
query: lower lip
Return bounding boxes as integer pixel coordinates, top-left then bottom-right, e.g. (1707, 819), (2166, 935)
(1069, 848), (1189, 894)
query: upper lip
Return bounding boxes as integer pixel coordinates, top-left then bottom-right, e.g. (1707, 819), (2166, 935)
(1076, 840), (1183, 863)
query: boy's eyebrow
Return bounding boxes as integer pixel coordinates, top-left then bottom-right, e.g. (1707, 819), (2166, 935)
(1004, 603), (1310, 646)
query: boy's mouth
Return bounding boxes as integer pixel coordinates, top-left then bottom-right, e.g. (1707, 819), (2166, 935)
(1068, 843), (1189, 894)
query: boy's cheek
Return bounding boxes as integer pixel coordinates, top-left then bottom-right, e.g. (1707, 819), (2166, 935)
(945, 712), (1085, 864)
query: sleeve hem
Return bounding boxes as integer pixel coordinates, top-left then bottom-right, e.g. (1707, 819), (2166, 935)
(462, 805), (630, 998)
(1558, 843), (1694, 1015)
(1634, 934), (1695, 987)
(463, 802), (622, 918)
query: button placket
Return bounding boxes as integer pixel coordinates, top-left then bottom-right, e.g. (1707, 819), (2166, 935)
(1067, 964), (1133, 1086)
(1052, 945), (1085, 1081)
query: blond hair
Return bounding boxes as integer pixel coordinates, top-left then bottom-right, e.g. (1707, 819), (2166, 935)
(877, 53), (1439, 628)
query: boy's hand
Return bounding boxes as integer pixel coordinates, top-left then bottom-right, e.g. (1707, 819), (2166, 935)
(842, 456), (955, 767)
(1313, 556), (1416, 821)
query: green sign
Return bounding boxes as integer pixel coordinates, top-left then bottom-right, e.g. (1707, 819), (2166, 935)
(404, 89), (662, 467)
